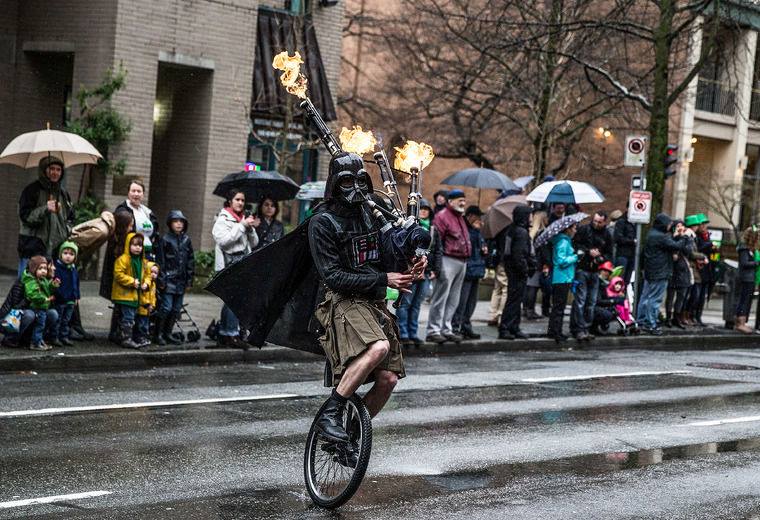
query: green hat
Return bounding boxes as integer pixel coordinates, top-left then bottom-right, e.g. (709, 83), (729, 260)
(58, 240), (78, 260)
(684, 215), (700, 227)
(696, 213), (709, 224)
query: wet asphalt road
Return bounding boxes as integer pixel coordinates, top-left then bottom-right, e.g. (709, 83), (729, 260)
(2, 348), (760, 519)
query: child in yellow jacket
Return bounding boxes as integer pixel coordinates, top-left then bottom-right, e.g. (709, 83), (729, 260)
(112, 233), (151, 349)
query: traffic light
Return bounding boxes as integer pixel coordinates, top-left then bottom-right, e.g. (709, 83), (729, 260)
(664, 144), (678, 178)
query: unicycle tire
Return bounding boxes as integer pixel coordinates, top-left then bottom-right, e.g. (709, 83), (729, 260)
(304, 393), (372, 509)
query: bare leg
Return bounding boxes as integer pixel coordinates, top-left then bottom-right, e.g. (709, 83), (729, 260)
(336, 340), (390, 399)
(363, 368), (398, 417)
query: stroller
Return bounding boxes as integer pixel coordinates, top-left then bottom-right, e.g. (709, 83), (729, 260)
(592, 275), (640, 336)
(170, 303), (202, 343)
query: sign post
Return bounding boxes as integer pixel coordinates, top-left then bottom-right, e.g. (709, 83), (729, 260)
(628, 190), (652, 314)
(624, 135), (648, 168)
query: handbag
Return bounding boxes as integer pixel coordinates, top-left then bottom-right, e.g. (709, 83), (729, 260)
(1, 309), (23, 334)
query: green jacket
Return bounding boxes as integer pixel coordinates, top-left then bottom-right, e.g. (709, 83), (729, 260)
(21, 271), (54, 310)
(755, 250), (760, 286)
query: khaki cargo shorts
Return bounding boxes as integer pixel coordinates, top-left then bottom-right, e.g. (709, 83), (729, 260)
(315, 290), (405, 386)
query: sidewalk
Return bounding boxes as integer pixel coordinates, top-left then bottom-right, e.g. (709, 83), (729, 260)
(1, 273), (757, 372)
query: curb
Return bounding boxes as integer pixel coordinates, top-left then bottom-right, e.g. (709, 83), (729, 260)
(1, 331), (758, 373)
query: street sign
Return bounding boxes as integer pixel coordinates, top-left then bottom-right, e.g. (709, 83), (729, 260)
(628, 190), (652, 224)
(624, 135), (647, 167)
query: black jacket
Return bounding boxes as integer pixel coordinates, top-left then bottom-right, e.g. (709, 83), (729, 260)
(254, 219), (285, 250)
(155, 210), (195, 294)
(503, 205), (536, 277)
(115, 200), (160, 246)
(0, 279), (27, 318)
(643, 213), (689, 282)
(427, 226), (443, 276)
(308, 203), (388, 300)
(738, 244), (758, 284)
(574, 222), (613, 272)
(614, 216), (637, 258)
(671, 235), (695, 289)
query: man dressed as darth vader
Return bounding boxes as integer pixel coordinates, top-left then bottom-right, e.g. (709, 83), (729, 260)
(309, 151), (425, 442)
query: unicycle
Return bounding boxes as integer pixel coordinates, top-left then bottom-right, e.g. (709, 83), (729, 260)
(304, 393), (372, 509)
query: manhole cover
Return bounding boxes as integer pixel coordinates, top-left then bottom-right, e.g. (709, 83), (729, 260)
(686, 362), (759, 371)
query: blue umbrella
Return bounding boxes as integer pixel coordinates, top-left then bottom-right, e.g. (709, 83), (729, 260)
(441, 168), (520, 192)
(526, 180), (604, 204)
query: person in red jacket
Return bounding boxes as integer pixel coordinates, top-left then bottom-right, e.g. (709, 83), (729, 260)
(425, 189), (471, 343)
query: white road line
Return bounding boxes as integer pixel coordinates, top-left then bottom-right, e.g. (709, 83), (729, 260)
(0, 490), (111, 509)
(0, 393), (300, 418)
(521, 370), (691, 383)
(684, 415), (760, 427)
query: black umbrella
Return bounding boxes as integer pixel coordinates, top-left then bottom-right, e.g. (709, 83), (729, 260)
(213, 170), (300, 202)
(534, 213), (588, 249)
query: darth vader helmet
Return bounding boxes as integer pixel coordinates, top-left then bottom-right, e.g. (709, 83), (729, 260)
(326, 152), (373, 207)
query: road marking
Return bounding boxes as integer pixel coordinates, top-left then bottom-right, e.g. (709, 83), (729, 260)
(0, 393), (299, 418)
(521, 370), (691, 383)
(0, 490), (111, 508)
(685, 415), (760, 427)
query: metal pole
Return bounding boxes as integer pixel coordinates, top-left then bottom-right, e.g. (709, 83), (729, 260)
(632, 165), (646, 314)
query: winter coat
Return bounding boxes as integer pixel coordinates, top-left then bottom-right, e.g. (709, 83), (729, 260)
(551, 233), (578, 284)
(53, 240), (80, 304)
(642, 213), (688, 282)
(17, 160), (74, 259)
(212, 208), (259, 272)
(138, 261), (158, 317)
(21, 271), (54, 311)
(155, 210), (195, 294)
(503, 205), (536, 277)
(574, 222), (613, 272)
(614, 216), (637, 258)
(695, 231), (714, 284)
(426, 225), (443, 276)
(254, 218), (285, 250)
(433, 207), (472, 260)
(465, 225), (486, 280)
(115, 200), (159, 251)
(111, 233), (150, 307)
(0, 279), (27, 318)
(671, 235), (695, 289)
(737, 244), (758, 284)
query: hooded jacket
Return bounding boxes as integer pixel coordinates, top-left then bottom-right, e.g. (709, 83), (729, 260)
(551, 233), (578, 284)
(139, 261), (158, 316)
(21, 256), (54, 311)
(643, 213), (688, 282)
(503, 205), (536, 277)
(156, 210), (195, 294)
(54, 241), (80, 303)
(111, 233), (150, 306)
(17, 157), (74, 259)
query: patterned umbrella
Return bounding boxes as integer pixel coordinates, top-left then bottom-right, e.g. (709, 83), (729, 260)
(534, 212), (588, 249)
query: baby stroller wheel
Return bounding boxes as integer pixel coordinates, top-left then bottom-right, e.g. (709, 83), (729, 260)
(187, 330), (201, 343)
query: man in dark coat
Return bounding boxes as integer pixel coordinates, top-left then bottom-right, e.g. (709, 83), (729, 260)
(498, 204), (536, 339)
(154, 210), (195, 345)
(636, 213), (689, 334)
(570, 211), (613, 341)
(613, 207), (637, 286)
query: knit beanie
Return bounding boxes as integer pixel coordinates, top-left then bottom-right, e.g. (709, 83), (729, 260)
(27, 255), (48, 277)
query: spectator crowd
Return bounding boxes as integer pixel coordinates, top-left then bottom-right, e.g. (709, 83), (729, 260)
(2, 157), (760, 352)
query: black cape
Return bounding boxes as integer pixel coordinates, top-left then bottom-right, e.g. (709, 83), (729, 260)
(205, 218), (324, 355)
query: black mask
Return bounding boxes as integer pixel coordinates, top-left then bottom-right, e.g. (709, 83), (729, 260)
(327, 153), (372, 207)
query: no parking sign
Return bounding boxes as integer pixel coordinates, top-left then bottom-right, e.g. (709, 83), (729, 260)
(628, 190), (652, 224)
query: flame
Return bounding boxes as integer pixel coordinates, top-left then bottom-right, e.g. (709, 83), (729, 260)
(339, 126), (377, 156)
(393, 140), (435, 173)
(272, 51), (308, 99)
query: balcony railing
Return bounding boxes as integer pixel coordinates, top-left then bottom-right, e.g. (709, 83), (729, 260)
(696, 77), (736, 117)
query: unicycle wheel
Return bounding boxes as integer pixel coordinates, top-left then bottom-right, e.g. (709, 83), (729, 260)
(304, 393), (372, 509)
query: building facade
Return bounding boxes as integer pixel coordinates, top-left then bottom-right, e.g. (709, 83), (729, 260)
(0, 0), (344, 270)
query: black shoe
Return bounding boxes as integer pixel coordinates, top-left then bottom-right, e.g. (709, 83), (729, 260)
(585, 333), (596, 341)
(648, 327), (664, 336)
(60, 338), (74, 347)
(498, 331), (515, 340)
(2, 336), (19, 348)
(443, 332), (463, 343)
(525, 311), (541, 320)
(48, 338), (63, 348)
(551, 334), (568, 344)
(461, 330), (481, 340)
(410, 337), (423, 346)
(316, 397), (349, 443)
(162, 313), (183, 345)
(575, 332), (588, 342)
(70, 328), (95, 341)
(425, 333), (447, 344)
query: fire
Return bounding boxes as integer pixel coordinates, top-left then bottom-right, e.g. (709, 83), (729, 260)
(272, 51), (308, 99)
(393, 140), (435, 173)
(339, 126), (377, 156)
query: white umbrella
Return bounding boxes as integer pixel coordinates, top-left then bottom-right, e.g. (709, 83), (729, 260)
(526, 180), (604, 204)
(0, 128), (102, 169)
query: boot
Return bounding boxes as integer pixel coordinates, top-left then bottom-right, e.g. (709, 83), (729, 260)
(316, 395), (349, 442)
(153, 314), (167, 346)
(108, 308), (122, 344)
(120, 323), (140, 349)
(671, 315), (685, 330)
(735, 316), (753, 334)
(162, 313), (182, 345)
(69, 306), (94, 341)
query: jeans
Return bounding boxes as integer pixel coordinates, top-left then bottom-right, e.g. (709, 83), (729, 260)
(55, 303), (75, 340)
(17, 258), (29, 279)
(570, 270), (599, 335)
(500, 270), (526, 334)
(119, 305), (148, 338)
(426, 256), (467, 336)
(30, 308), (58, 345)
(219, 304), (240, 337)
(453, 277), (480, 334)
(160, 292), (185, 316)
(736, 281), (755, 317)
(396, 278), (430, 339)
(547, 283), (570, 338)
(636, 279), (668, 329)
